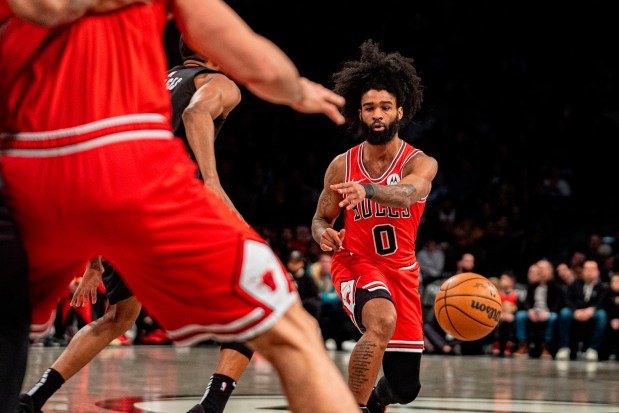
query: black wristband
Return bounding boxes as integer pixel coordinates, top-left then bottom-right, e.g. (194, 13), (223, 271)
(361, 183), (375, 199)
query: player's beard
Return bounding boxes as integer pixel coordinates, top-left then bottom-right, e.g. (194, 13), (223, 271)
(362, 118), (400, 145)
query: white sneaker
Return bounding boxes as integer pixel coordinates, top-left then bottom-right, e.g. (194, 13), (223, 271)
(555, 347), (570, 361)
(585, 348), (598, 362)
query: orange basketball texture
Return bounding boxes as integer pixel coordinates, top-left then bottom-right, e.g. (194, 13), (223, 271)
(433, 272), (502, 341)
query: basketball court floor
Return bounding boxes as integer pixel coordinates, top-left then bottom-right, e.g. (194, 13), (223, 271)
(20, 343), (619, 413)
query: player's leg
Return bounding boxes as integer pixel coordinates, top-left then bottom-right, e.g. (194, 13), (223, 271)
(19, 296), (141, 412)
(366, 352), (421, 413)
(248, 300), (359, 413)
(188, 342), (254, 413)
(83, 140), (359, 413)
(364, 264), (424, 413)
(348, 297), (396, 408)
(0, 188), (31, 413)
(52, 296), (141, 378)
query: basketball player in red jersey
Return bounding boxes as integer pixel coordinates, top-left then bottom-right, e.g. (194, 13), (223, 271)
(312, 39), (438, 413)
(17, 38), (252, 413)
(0, 1), (359, 413)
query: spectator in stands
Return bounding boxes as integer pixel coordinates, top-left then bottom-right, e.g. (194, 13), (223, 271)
(556, 260), (608, 361)
(417, 237), (446, 287)
(287, 250), (321, 321)
(443, 251), (476, 280)
(423, 311), (461, 355)
(514, 260), (563, 358)
(492, 271), (519, 357)
(556, 262), (576, 291)
(597, 243), (615, 284)
(568, 250), (587, 281)
(600, 271), (619, 361)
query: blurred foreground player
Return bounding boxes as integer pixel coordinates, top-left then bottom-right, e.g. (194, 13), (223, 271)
(0, 1), (359, 412)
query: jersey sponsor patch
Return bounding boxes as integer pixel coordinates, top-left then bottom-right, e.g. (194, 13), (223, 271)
(387, 173), (400, 185)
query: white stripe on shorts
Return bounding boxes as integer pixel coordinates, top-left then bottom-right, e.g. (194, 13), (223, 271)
(0, 113), (168, 141)
(2, 130), (174, 157)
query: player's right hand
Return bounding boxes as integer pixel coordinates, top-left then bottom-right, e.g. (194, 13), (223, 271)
(320, 228), (345, 252)
(290, 78), (345, 125)
(71, 263), (104, 307)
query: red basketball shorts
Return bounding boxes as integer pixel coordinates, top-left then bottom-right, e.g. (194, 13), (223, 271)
(1, 119), (297, 345)
(331, 250), (424, 353)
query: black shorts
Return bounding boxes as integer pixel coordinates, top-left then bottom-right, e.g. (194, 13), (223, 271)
(102, 262), (134, 305)
(353, 287), (393, 333)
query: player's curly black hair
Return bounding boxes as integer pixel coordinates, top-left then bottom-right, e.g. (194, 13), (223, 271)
(331, 39), (423, 137)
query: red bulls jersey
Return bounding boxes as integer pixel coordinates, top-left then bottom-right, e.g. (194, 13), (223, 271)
(0, 0), (171, 135)
(341, 140), (426, 268)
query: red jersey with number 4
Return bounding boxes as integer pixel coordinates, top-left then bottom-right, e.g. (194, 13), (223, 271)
(341, 140), (426, 268)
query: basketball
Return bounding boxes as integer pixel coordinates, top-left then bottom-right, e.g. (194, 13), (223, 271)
(433, 272), (502, 341)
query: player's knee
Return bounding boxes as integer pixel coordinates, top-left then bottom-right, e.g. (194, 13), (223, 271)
(221, 341), (254, 360)
(251, 301), (319, 356)
(389, 379), (421, 404)
(105, 298), (140, 332)
(364, 312), (396, 342)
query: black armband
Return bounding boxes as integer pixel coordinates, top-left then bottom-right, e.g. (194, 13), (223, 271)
(361, 183), (375, 199)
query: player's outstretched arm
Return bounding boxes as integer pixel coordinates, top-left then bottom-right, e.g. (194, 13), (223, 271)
(172, 0), (344, 124)
(332, 152), (438, 210)
(182, 74), (243, 217)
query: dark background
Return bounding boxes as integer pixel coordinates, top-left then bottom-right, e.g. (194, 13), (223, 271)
(163, 1), (619, 280)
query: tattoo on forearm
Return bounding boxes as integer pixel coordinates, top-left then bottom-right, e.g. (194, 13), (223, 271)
(374, 184), (416, 208)
(349, 341), (378, 393)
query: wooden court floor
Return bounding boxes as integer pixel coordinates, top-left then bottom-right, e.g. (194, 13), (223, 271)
(20, 344), (619, 412)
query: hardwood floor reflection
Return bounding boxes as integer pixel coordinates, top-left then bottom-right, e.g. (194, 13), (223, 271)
(21, 344), (619, 412)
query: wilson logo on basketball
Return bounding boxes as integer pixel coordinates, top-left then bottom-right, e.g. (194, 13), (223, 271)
(470, 300), (501, 322)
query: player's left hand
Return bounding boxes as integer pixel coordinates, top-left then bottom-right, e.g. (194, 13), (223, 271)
(331, 182), (365, 210)
(319, 228), (345, 252)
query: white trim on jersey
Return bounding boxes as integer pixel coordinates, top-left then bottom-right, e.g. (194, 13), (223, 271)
(361, 280), (390, 293)
(389, 340), (425, 345)
(167, 308), (266, 338)
(166, 240), (298, 347)
(2, 130), (174, 157)
(0, 113), (168, 140)
(360, 280), (388, 289)
(386, 339), (425, 353)
(29, 312), (56, 339)
(385, 347), (424, 353)
(168, 294), (296, 347)
(357, 140), (406, 183)
(399, 262), (419, 270)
